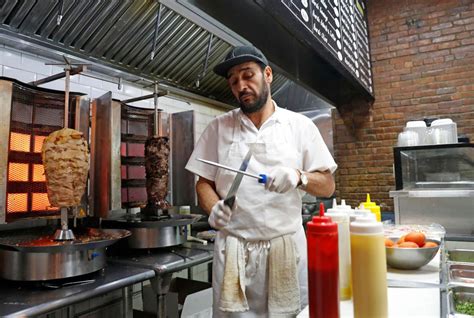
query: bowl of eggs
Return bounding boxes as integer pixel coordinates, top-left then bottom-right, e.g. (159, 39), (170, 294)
(385, 231), (440, 270)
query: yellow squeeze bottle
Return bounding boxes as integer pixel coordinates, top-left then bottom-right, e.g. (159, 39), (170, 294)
(350, 215), (388, 318)
(360, 193), (381, 222)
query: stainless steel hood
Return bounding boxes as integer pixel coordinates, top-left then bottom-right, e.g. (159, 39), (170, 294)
(0, 0), (307, 108)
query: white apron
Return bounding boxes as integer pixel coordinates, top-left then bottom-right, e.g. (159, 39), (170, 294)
(212, 114), (308, 317)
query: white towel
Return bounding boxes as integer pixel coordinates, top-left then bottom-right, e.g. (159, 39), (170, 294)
(268, 234), (301, 315)
(218, 234), (300, 314)
(219, 235), (248, 312)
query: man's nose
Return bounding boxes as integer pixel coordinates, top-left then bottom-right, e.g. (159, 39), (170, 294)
(235, 80), (248, 92)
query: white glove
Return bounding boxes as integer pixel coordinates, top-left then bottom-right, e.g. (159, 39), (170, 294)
(265, 166), (299, 193)
(208, 198), (236, 230)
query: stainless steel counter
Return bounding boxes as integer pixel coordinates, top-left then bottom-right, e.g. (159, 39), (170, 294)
(107, 242), (214, 275)
(0, 263), (155, 317)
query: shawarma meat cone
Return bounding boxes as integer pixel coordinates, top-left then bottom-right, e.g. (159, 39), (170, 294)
(41, 128), (90, 207)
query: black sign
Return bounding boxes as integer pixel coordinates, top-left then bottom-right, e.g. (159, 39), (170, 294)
(277, 0), (373, 94)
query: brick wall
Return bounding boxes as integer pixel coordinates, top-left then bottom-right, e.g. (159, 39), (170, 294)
(334, 0), (474, 211)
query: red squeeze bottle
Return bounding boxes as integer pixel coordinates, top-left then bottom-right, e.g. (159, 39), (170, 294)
(306, 203), (339, 318)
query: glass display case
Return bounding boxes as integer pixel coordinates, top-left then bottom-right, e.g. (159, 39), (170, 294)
(390, 143), (474, 241)
(394, 143), (474, 190)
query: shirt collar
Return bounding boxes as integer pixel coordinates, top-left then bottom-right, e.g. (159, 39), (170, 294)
(237, 100), (286, 128)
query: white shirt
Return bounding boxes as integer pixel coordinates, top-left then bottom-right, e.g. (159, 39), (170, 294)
(186, 103), (337, 240)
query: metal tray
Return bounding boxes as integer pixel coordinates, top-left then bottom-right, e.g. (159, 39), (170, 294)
(0, 227), (131, 253)
(449, 263), (474, 286)
(448, 249), (474, 264)
(102, 213), (202, 228)
(447, 286), (474, 317)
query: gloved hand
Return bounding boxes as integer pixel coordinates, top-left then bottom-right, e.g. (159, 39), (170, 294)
(208, 198), (236, 230)
(265, 166), (299, 193)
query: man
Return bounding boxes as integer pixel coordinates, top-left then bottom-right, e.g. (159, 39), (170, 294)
(185, 45), (337, 317)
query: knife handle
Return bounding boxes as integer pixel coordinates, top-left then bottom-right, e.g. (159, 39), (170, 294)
(224, 196), (235, 208)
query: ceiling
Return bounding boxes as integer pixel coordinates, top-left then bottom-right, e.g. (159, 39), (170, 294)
(0, 0), (294, 107)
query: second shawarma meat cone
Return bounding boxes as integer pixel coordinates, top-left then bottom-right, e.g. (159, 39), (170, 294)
(41, 128), (90, 207)
(145, 136), (171, 210)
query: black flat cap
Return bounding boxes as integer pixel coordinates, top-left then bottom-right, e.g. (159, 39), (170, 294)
(213, 45), (268, 77)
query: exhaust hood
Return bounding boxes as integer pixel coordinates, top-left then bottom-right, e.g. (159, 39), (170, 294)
(0, 0), (310, 109)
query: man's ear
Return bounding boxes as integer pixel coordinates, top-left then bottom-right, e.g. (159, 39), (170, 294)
(264, 66), (273, 84)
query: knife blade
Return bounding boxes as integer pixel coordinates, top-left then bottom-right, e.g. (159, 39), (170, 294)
(225, 150), (252, 208)
(197, 150), (257, 208)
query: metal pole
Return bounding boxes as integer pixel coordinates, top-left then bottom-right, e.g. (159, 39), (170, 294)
(157, 294), (166, 318)
(154, 82), (159, 136)
(122, 286), (134, 318)
(151, 3), (163, 61)
(64, 68), (70, 128)
(29, 65), (84, 86)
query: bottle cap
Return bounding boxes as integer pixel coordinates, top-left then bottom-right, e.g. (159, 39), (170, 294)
(360, 194), (381, 221)
(339, 199), (352, 210)
(325, 210), (350, 223)
(350, 214), (383, 235)
(363, 193), (376, 207)
(328, 198), (352, 214)
(307, 203), (337, 234)
(354, 210), (376, 220)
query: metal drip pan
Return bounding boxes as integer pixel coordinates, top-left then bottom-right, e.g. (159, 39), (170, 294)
(102, 214), (202, 249)
(0, 227), (131, 281)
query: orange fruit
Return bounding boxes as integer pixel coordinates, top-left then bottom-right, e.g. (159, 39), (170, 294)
(397, 235), (406, 244)
(385, 238), (395, 247)
(405, 232), (426, 247)
(398, 241), (419, 248)
(422, 242), (438, 248)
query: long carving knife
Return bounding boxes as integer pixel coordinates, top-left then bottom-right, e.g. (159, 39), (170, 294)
(197, 152), (266, 207)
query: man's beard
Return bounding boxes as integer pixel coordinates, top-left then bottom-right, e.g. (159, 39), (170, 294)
(238, 82), (269, 114)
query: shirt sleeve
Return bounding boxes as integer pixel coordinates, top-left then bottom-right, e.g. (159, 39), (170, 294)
(302, 119), (338, 174)
(185, 119), (219, 181)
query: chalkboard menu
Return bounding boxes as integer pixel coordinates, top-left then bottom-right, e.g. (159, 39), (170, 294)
(276, 0), (373, 94)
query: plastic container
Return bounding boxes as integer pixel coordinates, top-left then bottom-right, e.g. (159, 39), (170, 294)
(359, 194), (381, 222)
(405, 121), (428, 145)
(306, 203), (339, 318)
(350, 215), (388, 318)
(397, 130), (419, 146)
(430, 118), (457, 144)
(325, 207), (352, 300)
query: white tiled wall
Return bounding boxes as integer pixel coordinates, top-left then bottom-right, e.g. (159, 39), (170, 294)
(0, 44), (226, 138)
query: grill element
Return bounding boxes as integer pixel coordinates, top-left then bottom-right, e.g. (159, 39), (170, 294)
(6, 82), (72, 221)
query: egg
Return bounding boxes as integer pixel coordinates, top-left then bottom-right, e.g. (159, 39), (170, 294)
(384, 238), (395, 247)
(397, 235), (406, 244)
(405, 231), (426, 247)
(398, 241), (419, 248)
(422, 242), (438, 248)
